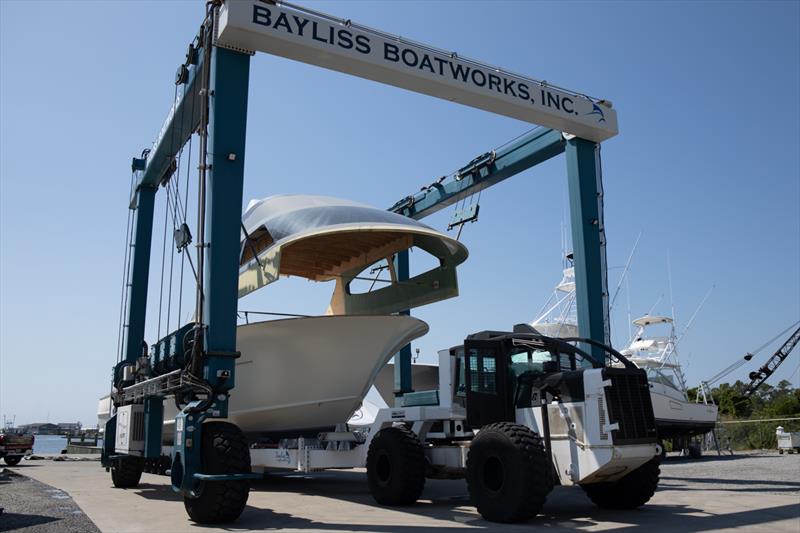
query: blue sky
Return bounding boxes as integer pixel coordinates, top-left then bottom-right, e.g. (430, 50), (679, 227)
(1, 1), (798, 426)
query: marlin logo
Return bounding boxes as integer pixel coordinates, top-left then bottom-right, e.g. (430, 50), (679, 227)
(586, 103), (606, 123)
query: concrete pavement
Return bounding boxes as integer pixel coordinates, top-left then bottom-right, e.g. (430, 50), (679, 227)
(4, 452), (799, 532)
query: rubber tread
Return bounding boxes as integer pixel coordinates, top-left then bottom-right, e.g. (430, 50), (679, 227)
(581, 456), (660, 509)
(184, 422), (251, 524)
(688, 443), (702, 459)
(466, 422), (552, 523)
(111, 457), (144, 488)
(366, 425), (426, 506)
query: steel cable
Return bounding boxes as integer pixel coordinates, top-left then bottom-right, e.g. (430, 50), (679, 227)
(156, 179), (170, 340)
(115, 171), (137, 363)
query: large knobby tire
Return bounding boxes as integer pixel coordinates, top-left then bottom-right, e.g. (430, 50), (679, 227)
(184, 422), (251, 524)
(366, 426), (425, 506)
(466, 422), (552, 523)
(111, 457), (144, 488)
(688, 442), (702, 459)
(581, 456), (660, 509)
(3, 455), (22, 466)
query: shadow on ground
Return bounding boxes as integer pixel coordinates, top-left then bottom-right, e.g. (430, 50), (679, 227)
(660, 453), (775, 465)
(170, 469), (800, 532)
(132, 482), (184, 502)
(0, 512), (60, 530)
(659, 475), (800, 493)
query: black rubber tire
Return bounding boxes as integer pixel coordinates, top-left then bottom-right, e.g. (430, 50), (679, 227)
(111, 457), (144, 488)
(688, 442), (702, 459)
(183, 422), (251, 524)
(366, 426), (426, 506)
(3, 455), (22, 466)
(581, 456), (660, 510)
(466, 422), (552, 523)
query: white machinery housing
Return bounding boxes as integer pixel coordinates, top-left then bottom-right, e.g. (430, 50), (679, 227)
(115, 405), (145, 455)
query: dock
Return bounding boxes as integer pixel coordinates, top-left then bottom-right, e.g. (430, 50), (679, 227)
(64, 435), (102, 455)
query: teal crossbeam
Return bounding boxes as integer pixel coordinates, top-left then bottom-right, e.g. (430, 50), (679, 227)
(130, 45), (206, 206)
(389, 127), (565, 220)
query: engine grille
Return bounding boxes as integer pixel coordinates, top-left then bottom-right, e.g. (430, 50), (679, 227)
(603, 368), (658, 445)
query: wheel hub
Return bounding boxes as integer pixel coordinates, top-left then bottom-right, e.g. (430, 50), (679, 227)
(375, 452), (392, 486)
(482, 455), (505, 493)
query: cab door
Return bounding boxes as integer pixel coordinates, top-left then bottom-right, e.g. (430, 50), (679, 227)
(463, 339), (512, 429)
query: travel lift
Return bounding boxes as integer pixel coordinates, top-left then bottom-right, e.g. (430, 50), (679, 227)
(103, 0), (659, 524)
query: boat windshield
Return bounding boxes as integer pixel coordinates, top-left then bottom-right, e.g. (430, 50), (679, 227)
(645, 367), (681, 392)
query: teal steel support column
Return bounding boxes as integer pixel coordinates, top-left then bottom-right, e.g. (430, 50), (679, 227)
(124, 186), (157, 365)
(202, 47), (251, 394)
(393, 250), (413, 403)
(143, 397), (164, 458)
(566, 138), (610, 363)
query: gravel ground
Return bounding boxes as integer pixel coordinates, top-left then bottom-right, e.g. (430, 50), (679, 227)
(0, 468), (100, 533)
(659, 450), (800, 495)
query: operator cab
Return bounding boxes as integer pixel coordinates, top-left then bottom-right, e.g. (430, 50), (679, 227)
(451, 328), (601, 430)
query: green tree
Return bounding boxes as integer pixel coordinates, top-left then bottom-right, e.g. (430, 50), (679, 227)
(713, 381), (751, 418)
(754, 380), (800, 417)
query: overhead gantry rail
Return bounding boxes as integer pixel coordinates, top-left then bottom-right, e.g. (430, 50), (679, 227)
(215, 0), (617, 142)
(131, 42), (206, 201)
(389, 128), (566, 220)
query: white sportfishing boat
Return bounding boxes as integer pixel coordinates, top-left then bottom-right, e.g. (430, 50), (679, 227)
(529, 259), (718, 444)
(101, 195), (468, 438)
(530, 256), (579, 339)
(621, 315), (718, 440)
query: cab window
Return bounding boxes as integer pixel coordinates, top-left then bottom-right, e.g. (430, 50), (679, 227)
(468, 349), (497, 394)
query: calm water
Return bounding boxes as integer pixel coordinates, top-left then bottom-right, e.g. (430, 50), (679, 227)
(31, 434), (103, 454)
(33, 434), (67, 454)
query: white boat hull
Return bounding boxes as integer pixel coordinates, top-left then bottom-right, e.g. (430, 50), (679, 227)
(649, 384), (718, 438)
(100, 315), (428, 438)
(230, 315), (427, 433)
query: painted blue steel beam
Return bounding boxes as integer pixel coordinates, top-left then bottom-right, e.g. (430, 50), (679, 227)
(124, 186), (156, 364)
(388, 129), (612, 387)
(565, 138), (610, 363)
(390, 127), (565, 220)
(387, 127), (565, 395)
(143, 397), (164, 459)
(171, 48), (250, 496)
(202, 47), (251, 393)
(130, 48), (205, 205)
(393, 250), (413, 401)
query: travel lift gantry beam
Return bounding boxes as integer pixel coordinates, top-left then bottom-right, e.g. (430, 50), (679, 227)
(104, 0), (618, 520)
(387, 127), (611, 397)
